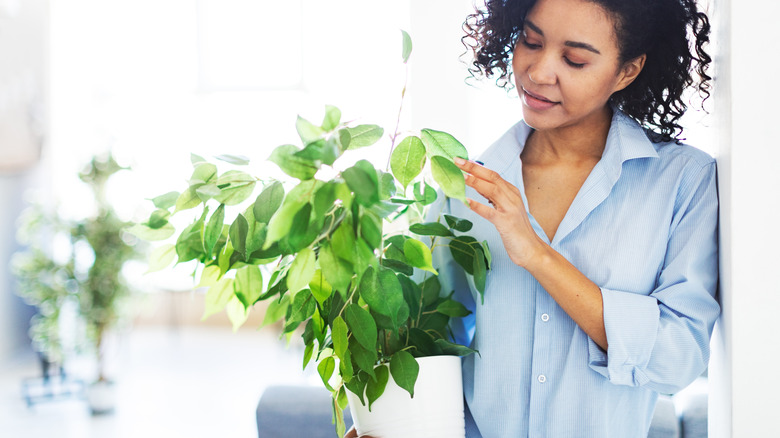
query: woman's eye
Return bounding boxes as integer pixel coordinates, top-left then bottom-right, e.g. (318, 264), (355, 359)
(521, 39), (541, 49)
(564, 57), (585, 68)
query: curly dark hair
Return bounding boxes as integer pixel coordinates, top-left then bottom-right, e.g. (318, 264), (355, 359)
(462, 0), (712, 143)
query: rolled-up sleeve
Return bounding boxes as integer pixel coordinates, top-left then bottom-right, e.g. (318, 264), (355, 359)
(588, 162), (720, 394)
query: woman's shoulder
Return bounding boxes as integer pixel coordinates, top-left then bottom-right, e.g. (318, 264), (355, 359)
(651, 135), (716, 173)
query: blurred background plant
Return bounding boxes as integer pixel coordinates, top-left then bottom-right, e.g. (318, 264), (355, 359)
(12, 153), (141, 383)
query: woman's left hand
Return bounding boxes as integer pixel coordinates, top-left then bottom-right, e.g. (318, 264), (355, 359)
(454, 157), (546, 269)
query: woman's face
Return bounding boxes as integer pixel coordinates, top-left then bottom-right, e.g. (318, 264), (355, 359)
(512, 0), (644, 132)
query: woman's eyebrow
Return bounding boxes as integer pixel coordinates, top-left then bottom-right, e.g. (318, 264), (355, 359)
(523, 19), (602, 55)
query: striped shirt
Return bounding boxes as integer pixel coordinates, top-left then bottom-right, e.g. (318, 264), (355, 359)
(430, 109), (720, 437)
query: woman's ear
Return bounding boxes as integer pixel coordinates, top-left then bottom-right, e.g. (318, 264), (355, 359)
(614, 54), (647, 92)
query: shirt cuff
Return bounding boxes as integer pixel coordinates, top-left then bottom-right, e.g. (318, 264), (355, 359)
(587, 287), (660, 386)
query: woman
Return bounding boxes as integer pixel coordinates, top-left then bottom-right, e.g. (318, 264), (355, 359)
(349, 0), (718, 436)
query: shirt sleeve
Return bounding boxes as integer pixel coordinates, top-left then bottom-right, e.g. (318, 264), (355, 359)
(587, 162), (720, 394)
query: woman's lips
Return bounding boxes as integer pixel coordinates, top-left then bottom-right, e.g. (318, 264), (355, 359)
(522, 88), (559, 111)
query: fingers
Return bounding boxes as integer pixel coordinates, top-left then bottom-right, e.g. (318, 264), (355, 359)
(454, 157), (500, 182)
(466, 198), (497, 220)
(455, 157), (508, 207)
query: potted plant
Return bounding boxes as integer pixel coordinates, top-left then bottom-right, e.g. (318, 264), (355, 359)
(132, 32), (489, 437)
(13, 153), (141, 414)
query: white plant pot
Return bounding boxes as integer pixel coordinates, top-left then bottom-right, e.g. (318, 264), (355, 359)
(86, 380), (117, 415)
(346, 355), (465, 438)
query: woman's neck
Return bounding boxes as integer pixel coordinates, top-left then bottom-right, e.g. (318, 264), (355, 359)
(522, 106), (613, 165)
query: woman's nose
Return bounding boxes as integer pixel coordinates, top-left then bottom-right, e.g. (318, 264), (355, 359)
(527, 53), (557, 85)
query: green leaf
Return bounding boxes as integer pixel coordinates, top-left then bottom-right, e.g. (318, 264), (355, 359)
(398, 275), (422, 318)
(345, 125), (384, 150)
(309, 269), (333, 305)
(332, 396), (346, 438)
(433, 339), (478, 357)
(191, 153), (206, 165)
(243, 209), (266, 255)
(234, 265), (263, 308)
(381, 258), (413, 276)
(151, 191), (179, 209)
(214, 170), (256, 205)
(421, 128), (468, 162)
(344, 369), (369, 405)
(349, 339), (377, 381)
(358, 266), (404, 324)
(269, 144), (318, 180)
(409, 222), (453, 237)
(265, 180), (320, 248)
(379, 171), (396, 200)
(390, 136), (426, 189)
(450, 236), (480, 275)
(229, 214), (249, 259)
(146, 244), (176, 273)
(313, 182), (338, 217)
(343, 161), (379, 207)
(215, 154), (249, 165)
(473, 247), (487, 298)
(420, 276), (441, 307)
(284, 290), (316, 333)
(353, 238), (378, 278)
(189, 162), (218, 185)
(296, 115), (325, 145)
(413, 181), (437, 205)
(303, 342), (314, 371)
(265, 202), (305, 249)
(195, 183), (221, 200)
(390, 351), (418, 398)
(322, 105), (341, 131)
(318, 243), (353, 296)
(331, 222), (356, 263)
(436, 299), (471, 317)
(202, 277), (234, 320)
(444, 214), (473, 232)
(359, 214), (382, 249)
(332, 316), (349, 361)
(340, 349), (354, 383)
(226, 295), (249, 332)
(481, 240), (492, 269)
(128, 223), (175, 241)
(403, 239), (437, 274)
(197, 265), (221, 288)
(175, 216), (206, 263)
(174, 186), (202, 212)
(345, 303), (377, 352)
(401, 29), (413, 63)
(203, 204), (225, 257)
(253, 181), (285, 224)
(287, 247), (316, 294)
(366, 365), (389, 411)
(296, 138), (340, 167)
(430, 156), (467, 203)
(317, 356), (336, 391)
(261, 294), (290, 328)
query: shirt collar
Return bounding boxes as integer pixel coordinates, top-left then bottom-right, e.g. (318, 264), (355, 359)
(508, 108), (659, 180)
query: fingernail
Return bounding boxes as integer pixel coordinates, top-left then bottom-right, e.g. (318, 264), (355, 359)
(454, 157), (465, 165)
(475, 160), (484, 166)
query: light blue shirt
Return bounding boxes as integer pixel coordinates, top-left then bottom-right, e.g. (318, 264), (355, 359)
(430, 109), (720, 437)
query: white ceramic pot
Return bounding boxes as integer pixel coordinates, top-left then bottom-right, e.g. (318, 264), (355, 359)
(86, 380), (117, 415)
(346, 355), (465, 438)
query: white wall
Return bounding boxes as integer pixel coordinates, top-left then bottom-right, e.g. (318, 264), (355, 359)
(0, 0), (49, 364)
(710, 0), (780, 436)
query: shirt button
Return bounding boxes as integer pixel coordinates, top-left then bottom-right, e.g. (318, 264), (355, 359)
(538, 374), (547, 383)
(541, 313), (550, 322)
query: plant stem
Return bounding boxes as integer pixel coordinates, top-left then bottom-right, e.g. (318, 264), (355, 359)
(385, 64), (410, 172)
